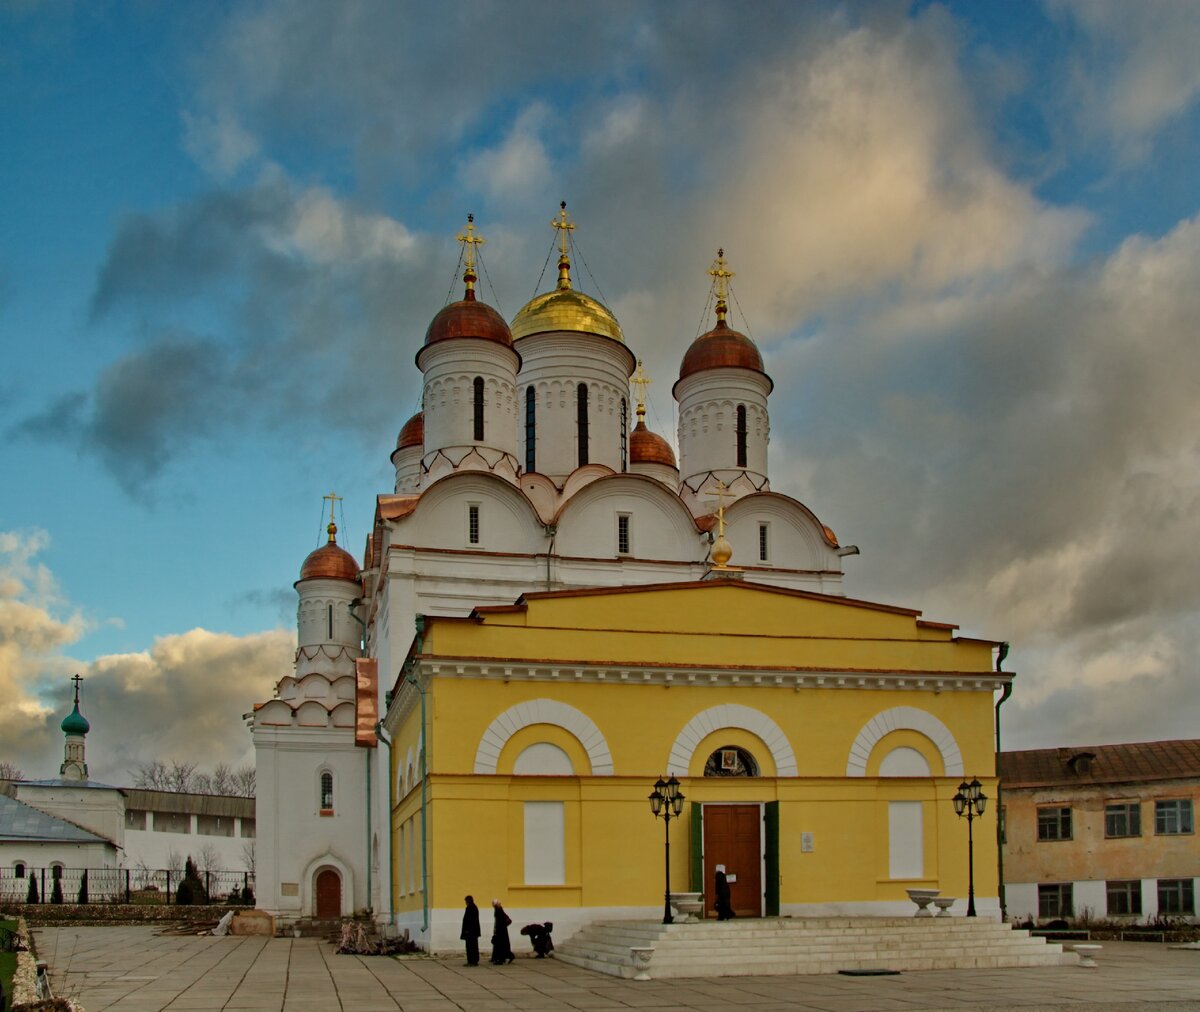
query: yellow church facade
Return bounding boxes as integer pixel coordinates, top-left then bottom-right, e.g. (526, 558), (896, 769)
(382, 578), (1008, 949)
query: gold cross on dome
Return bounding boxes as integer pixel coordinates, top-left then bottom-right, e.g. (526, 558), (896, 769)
(707, 248), (735, 302)
(631, 360), (651, 414)
(322, 491), (343, 542)
(551, 201), (575, 256)
(456, 213), (485, 270)
(701, 478), (733, 538)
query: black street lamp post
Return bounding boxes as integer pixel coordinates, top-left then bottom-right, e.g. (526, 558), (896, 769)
(648, 775), (686, 925)
(952, 777), (988, 917)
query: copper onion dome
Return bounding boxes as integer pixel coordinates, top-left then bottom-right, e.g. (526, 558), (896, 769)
(396, 411), (424, 450)
(299, 522), (360, 582)
(423, 289), (513, 349)
(675, 248), (772, 393)
(630, 419), (677, 467)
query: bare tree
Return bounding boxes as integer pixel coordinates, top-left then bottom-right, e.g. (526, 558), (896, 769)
(166, 848), (184, 877)
(0, 760), (25, 781)
(168, 759), (199, 793)
(241, 839), (256, 876)
(197, 842), (220, 877)
(129, 758), (254, 796)
(231, 763), (256, 798)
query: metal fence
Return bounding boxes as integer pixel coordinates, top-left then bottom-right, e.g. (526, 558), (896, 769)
(0, 866), (255, 905)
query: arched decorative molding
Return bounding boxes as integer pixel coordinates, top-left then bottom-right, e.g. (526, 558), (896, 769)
(846, 706), (963, 777)
(513, 742), (574, 775)
(879, 746), (932, 777)
(474, 699), (613, 775)
(666, 704), (797, 777)
(301, 850), (354, 918)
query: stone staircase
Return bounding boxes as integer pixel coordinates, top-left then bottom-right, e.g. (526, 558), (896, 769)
(554, 917), (1079, 980)
(284, 916), (344, 939)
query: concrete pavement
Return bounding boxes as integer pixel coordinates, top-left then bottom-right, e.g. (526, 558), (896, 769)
(33, 925), (1200, 1011)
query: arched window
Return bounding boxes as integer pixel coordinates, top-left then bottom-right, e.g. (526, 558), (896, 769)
(320, 770), (334, 813)
(50, 863), (63, 880)
(14, 862), (25, 879)
(327, 603), (334, 640)
(704, 745), (760, 777)
(473, 377), (485, 441)
(736, 404), (748, 467)
(525, 386), (536, 473)
(620, 398), (628, 471)
(577, 383), (589, 467)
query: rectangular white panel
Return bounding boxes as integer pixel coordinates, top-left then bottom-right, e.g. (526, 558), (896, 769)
(524, 801), (565, 885)
(888, 801), (923, 879)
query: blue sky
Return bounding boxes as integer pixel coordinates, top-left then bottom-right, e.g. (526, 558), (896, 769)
(3, 1), (1199, 783)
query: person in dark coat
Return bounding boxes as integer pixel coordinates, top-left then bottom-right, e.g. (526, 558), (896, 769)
(714, 865), (735, 920)
(490, 898), (514, 964)
(460, 895), (481, 966)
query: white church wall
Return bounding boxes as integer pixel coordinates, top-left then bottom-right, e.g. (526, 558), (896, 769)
(676, 367), (771, 485)
(14, 784), (124, 847)
(123, 819), (252, 875)
(553, 476), (701, 561)
(725, 494), (842, 575)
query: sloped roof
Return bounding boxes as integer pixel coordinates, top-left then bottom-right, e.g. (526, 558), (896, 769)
(999, 739), (1200, 788)
(0, 793), (112, 845)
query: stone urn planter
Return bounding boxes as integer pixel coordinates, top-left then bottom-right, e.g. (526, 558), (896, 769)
(905, 888), (940, 917)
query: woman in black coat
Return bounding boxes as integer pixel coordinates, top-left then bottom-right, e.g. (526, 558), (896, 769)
(490, 899), (515, 964)
(461, 895), (481, 966)
(714, 865), (736, 920)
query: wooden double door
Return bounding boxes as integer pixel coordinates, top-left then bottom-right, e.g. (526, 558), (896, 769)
(315, 869), (341, 918)
(701, 804), (762, 918)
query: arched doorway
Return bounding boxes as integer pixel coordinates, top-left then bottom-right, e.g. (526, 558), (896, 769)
(315, 868), (341, 918)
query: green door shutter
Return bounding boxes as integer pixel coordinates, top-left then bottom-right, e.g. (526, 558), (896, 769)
(690, 801), (704, 894)
(764, 801), (780, 916)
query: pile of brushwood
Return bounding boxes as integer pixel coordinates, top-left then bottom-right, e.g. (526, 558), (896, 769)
(334, 921), (419, 956)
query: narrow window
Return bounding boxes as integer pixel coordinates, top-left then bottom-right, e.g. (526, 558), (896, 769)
(1106, 880), (1142, 916)
(758, 523), (769, 562)
(736, 404), (748, 467)
(525, 386), (536, 474)
(1155, 799), (1194, 835)
(327, 604), (333, 640)
(617, 514), (631, 555)
(1158, 878), (1195, 915)
(14, 862), (25, 879)
(1038, 883), (1073, 918)
(1105, 802), (1141, 838)
(473, 377), (485, 441)
(1037, 806), (1072, 841)
(320, 771), (334, 812)
(620, 398), (627, 472)
(577, 383), (589, 467)
(999, 805), (1007, 845)
(51, 864), (63, 881)
(468, 504), (480, 545)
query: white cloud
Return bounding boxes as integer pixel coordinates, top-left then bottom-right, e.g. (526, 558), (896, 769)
(458, 104), (554, 203)
(1049, 0), (1200, 152)
(0, 528), (292, 784)
(182, 109), (261, 178)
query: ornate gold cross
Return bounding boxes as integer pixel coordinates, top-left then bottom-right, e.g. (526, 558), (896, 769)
(701, 478), (733, 539)
(631, 360), (652, 415)
(456, 213), (485, 270)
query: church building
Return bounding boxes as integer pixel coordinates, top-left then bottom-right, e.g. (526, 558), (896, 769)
(251, 207), (1011, 948)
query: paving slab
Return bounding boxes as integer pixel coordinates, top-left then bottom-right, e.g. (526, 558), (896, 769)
(28, 926), (1200, 1010)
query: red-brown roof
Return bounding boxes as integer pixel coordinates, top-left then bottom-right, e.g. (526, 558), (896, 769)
(998, 739), (1200, 788)
(396, 412), (423, 450)
(629, 420), (677, 467)
(422, 289), (513, 350)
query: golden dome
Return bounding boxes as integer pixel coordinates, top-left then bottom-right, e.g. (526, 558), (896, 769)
(629, 419), (677, 467)
(299, 522), (360, 583)
(511, 287), (624, 343)
(396, 411), (424, 450)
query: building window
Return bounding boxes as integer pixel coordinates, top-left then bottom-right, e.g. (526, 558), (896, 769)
(703, 746), (759, 777)
(617, 514), (631, 555)
(577, 383), (589, 467)
(525, 386), (536, 474)
(998, 805), (1006, 846)
(758, 523), (769, 562)
(1106, 880), (1142, 916)
(327, 603), (334, 640)
(320, 771), (334, 813)
(1105, 802), (1141, 838)
(197, 814), (235, 838)
(125, 809), (147, 830)
(240, 819), (256, 839)
(1037, 807), (1072, 841)
(736, 404), (748, 467)
(468, 504), (480, 545)
(152, 811), (191, 834)
(1158, 878), (1195, 915)
(50, 864), (63, 881)
(1155, 799), (1193, 835)
(620, 398), (627, 472)
(14, 862), (25, 879)
(1038, 883), (1073, 919)
(473, 376), (485, 441)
